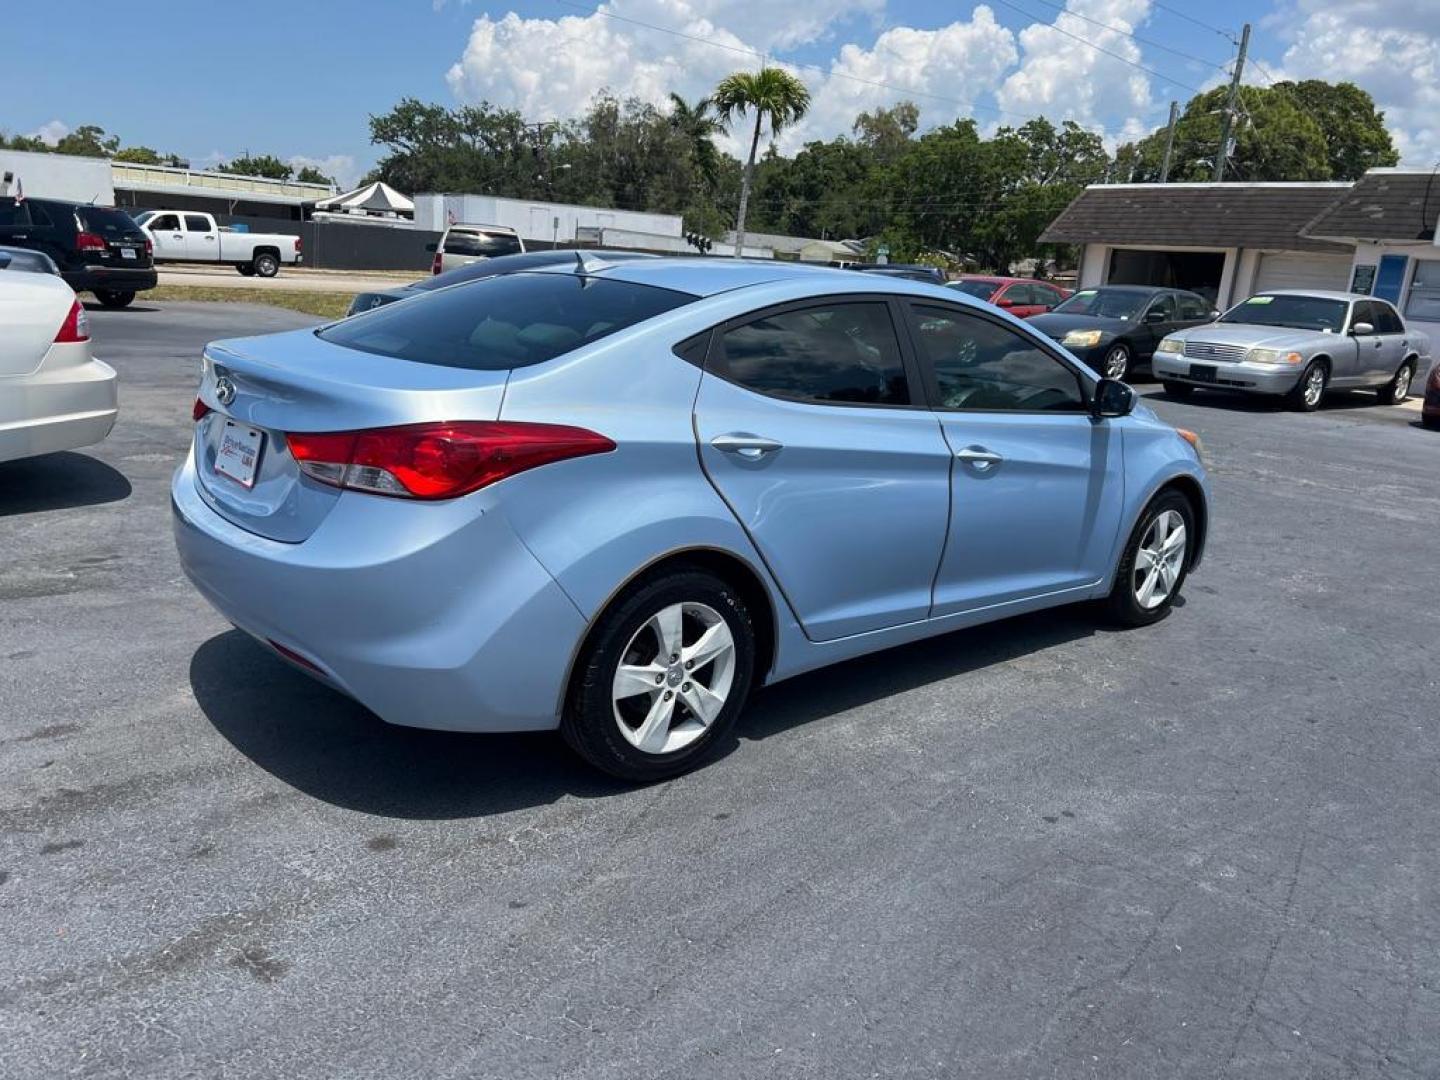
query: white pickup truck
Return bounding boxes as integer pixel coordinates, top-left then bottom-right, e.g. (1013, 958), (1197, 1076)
(132, 210), (301, 277)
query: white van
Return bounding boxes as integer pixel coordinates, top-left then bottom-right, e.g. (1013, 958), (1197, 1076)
(429, 223), (525, 274)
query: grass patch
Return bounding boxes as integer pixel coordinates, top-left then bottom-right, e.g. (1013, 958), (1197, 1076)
(144, 285), (354, 320)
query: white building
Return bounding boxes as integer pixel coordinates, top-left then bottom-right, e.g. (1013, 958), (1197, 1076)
(0, 148), (113, 204)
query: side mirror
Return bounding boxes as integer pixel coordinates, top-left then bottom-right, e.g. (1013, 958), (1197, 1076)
(1210, 310), (1221, 319)
(1091, 377), (1135, 419)
(996, 296), (1015, 308)
(1351, 321), (1374, 336)
(424, 242), (438, 253)
(1143, 309), (1166, 324)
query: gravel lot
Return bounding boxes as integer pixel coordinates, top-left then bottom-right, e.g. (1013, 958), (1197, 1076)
(2, 300), (1438, 1080)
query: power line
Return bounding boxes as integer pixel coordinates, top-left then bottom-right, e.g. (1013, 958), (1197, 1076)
(1015, 0), (1230, 72)
(1149, 1), (1238, 43)
(988, 0), (1206, 95)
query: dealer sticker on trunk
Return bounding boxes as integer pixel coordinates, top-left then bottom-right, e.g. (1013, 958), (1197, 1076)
(215, 421), (264, 489)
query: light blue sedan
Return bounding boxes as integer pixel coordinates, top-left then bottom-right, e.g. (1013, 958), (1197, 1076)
(172, 257), (1209, 780)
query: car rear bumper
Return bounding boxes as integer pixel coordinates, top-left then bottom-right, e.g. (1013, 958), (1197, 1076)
(170, 451), (587, 733)
(1152, 353), (1301, 395)
(0, 357), (118, 464)
(62, 266), (158, 294)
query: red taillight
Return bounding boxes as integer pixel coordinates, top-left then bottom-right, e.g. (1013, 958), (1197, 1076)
(286, 421), (615, 500)
(193, 397), (212, 422)
(54, 299), (90, 343)
(144, 237), (153, 257)
(294, 237), (302, 254)
(76, 231), (107, 254)
(268, 639), (324, 674)
(431, 252), (443, 275)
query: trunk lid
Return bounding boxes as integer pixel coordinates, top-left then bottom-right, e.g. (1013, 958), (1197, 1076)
(76, 206), (152, 268)
(192, 329), (510, 542)
(0, 273), (71, 377)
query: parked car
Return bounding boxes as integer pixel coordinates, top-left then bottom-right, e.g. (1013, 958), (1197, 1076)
(1029, 285), (1217, 380)
(0, 271), (118, 463)
(850, 263), (947, 285)
(173, 260), (1208, 780)
(346, 249), (658, 316)
(0, 196), (156, 307)
(0, 245), (60, 275)
(948, 276), (1071, 318)
(1153, 291), (1432, 412)
(429, 223), (525, 274)
(132, 211), (301, 278)
(1423, 362), (1440, 430)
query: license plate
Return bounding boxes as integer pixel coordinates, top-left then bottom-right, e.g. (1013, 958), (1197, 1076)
(215, 421), (264, 489)
(1189, 364), (1218, 382)
(120, 248), (137, 260)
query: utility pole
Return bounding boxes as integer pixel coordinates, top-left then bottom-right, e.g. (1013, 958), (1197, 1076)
(1159, 100), (1179, 183)
(1215, 22), (1250, 183)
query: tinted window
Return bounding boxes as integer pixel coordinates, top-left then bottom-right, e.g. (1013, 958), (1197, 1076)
(1374, 302), (1404, 334)
(412, 250), (654, 293)
(1177, 293), (1210, 320)
(1053, 288), (1148, 320)
(1220, 294), (1348, 333)
(444, 229), (522, 258)
(910, 304), (1085, 412)
(318, 272), (694, 370)
(1352, 301), (1379, 331)
(77, 207), (139, 235)
(184, 215), (212, 232)
(949, 280), (999, 301)
(149, 213), (180, 231)
(0, 201), (34, 229)
(1004, 284), (1034, 306)
(718, 302), (910, 406)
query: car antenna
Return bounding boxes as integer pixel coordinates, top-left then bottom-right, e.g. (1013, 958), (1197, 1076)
(573, 250), (608, 275)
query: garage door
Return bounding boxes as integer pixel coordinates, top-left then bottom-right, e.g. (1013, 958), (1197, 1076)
(1253, 252), (1353, 294)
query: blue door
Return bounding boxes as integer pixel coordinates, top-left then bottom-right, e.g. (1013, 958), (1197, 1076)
(693, 299), (952, 641)
(1374, 255), (1409, 305)
(902, 302), (1126, 615)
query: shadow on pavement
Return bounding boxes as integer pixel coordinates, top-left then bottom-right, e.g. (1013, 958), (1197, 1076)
(194, 604), (1105, 818)
(81, 302), (161, 314)
(0, 452), (132, 516)
(1139, 386), (1389, 414)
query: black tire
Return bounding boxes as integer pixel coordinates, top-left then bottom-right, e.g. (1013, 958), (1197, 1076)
(1104, 489), (1195, 628)
(1377, 360), (1415, 405)
(236, 264), (257, 277)
(1100, 342), (1132, 380)
(1285, 360), (1327, 412)
(252, 252), (280, 278)
(1161, 380), (1193, 399)
(94, 290), (135, 309)
(562, 567), (756, 781)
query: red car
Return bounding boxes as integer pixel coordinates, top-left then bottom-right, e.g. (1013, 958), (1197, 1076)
(947, 276), (1072, 318)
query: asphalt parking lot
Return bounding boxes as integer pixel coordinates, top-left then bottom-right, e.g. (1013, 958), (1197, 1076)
(3, 301), (1438, 1080)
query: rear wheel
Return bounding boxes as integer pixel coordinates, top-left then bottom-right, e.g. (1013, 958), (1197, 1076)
(1377, 360), (1415, 405)
(1161, 380), (1193, 399)
(252, 252), (279, 278)
(562, 568), (755, 781)
(1105, 490), (1194, 628)
(1286, 361), (1327, 412)
(94, 290), (135, 309)
(236, 264), (257, 277)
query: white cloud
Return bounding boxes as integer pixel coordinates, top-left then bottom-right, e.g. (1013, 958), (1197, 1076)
(1269, 0), (1440, 166)
(34, 120), (69, 146)
(289, 154), (359, 189)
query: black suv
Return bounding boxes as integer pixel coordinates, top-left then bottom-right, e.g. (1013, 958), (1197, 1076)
(0, 197), (157, 307)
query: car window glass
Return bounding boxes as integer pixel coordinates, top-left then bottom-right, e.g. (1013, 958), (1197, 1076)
(949, 280), (998, 301)
(718, 302), (910, 407)
(1053, 289), (1146, 320)
(1221, 294), (1347, 333)
(1353, 301), (1378, 330)
(1035, 285), (1062, 307)
(444, 230), (522, 258)
(1375, 302), (1404, 333)
(1008, 284), (1036, 305)
(150, 214), (180, 231)
(1177, 293), (1209, 320)
(78, 207), (139, 235)
(910, 304), (1086, 412)
(1145, 294), (1177, 322)
(0, 201), (35, 229)
(184, 215), (211, 232)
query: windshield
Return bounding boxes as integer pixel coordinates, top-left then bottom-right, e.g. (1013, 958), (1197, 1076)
(1220, 294), (1348, 332)
(1053, 289), (1146, 320)
(319, 271), (695, 370)
(949, 280), (999, 300)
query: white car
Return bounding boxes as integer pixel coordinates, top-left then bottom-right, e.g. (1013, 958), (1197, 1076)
(132, 210), (301, 278)
(428, 222), (524, 274)
(0, 271), (118, 463)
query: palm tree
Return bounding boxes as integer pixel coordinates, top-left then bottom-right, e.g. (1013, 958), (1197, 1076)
(667, 93), (723, 191)
(711, 68), (811, 256)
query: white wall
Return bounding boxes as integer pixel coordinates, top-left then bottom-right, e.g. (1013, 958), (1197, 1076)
(1351, 240), (1440, 344)
(0, 149), (113, 204)
(413, 193), (683, 244)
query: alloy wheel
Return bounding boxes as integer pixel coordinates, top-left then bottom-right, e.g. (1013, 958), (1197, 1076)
(1133, 509), (1187, 610)
(612, 602), (736, 755)
(1393, 366), (1413, 402)
(1303, 367), (1325, 408)
(1103, 346), (1129, 380)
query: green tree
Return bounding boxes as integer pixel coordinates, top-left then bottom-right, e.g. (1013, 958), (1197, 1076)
(369, 98), (538, 196)
(216, 153), (294, 180)
(852, 102), (918, 165)
(0, 132), (51, 153)
(711, 67), (811, 255)
(1275, 80), (1399, 179)
(294, 165), (334, 185)
(54, 125), (119, 158)
(667, 93), (723, 192)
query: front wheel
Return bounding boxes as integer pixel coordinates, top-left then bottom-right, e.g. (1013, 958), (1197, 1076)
(1101, 342), (1132, 380)
(94, 290), (135, 309)
(562, 568), (755, 781)
(252, 253), (279, 278)
(1377, 360), (1415, 405)
(1105, 491), (1194, 628)
(1286, 361), (1327, 412)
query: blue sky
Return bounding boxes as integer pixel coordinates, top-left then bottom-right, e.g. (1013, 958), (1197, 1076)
(8, 1), (1436, 187)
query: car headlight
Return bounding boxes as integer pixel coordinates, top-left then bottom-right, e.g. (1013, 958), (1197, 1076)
(1157, 338), (1184, 355)
(1062, 330), (1105, 348)
(1246, 348), (1303, 365)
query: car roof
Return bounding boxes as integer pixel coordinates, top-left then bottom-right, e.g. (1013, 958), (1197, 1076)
(573, 256), (859, 297)
(1255, 289), (1363, 302)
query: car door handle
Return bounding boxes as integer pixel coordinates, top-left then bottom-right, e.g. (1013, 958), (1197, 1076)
(711, 433), (783, 458)
(956, 446), (1004, 469)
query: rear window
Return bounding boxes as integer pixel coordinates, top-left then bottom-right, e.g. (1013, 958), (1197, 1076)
(318, 271), (695, 370)
(78, 207), (141, 235)
(443, 229), (522, 258)
(0, 200), (34, 228)
(949, 280), (999, 300)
